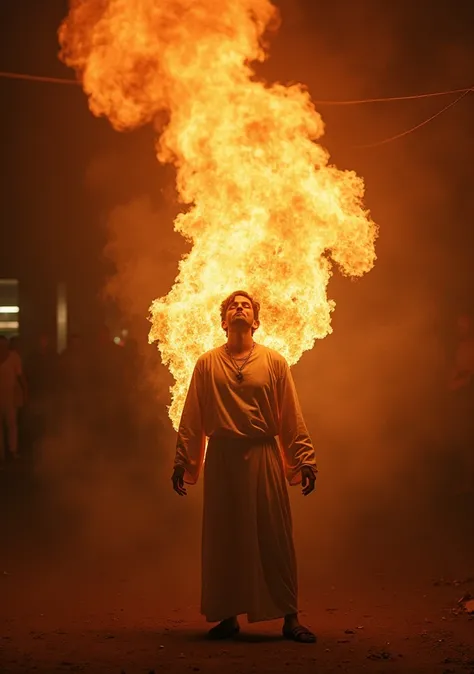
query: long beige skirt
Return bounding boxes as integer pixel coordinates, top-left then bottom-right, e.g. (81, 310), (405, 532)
(201, 435), (298, 623)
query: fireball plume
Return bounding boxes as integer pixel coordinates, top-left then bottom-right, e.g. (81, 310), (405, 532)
(59, 0), (378, 429)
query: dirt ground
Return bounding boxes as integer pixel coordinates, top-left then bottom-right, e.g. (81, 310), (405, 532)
(1, 460), (473, 674)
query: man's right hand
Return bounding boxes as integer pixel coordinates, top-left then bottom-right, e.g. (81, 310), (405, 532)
(171, 465), (187, 496)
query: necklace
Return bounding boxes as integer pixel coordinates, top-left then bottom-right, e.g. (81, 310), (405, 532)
(225, 342), (255, 382)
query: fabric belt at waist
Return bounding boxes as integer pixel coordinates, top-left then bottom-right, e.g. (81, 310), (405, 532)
(208, 434), (276, 449)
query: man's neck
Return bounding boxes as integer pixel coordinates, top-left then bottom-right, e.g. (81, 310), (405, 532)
(226, 331), (254, 355)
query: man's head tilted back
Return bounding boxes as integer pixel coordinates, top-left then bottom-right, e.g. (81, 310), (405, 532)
(220, 290), (260, 336)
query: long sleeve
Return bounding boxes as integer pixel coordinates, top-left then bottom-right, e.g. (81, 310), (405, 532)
(174, 361), (207, 484)
(277, 360), (318, 485)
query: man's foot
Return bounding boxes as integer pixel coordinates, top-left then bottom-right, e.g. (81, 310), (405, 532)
(283, 617), (317, 643)
(207, 617), (240, 640)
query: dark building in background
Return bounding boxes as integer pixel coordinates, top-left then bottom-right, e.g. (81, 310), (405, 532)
(0, 243), (106, 356)
(0, 273), (67, 354)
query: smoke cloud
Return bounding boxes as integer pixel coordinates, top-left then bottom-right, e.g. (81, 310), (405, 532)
(33, 0), (474, 592)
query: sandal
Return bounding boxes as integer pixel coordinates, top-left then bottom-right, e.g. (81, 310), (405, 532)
(282, 624), (317, 643)
(207, 621), (240, 640)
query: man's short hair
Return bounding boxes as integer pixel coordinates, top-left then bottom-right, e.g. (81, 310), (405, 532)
(220, 290), (260, 324)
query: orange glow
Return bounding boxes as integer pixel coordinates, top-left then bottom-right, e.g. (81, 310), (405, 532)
(59, 0), (377, 429)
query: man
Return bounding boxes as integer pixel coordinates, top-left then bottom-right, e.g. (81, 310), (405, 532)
(172, 291), (318, 643)
(0, 335), (25, 464)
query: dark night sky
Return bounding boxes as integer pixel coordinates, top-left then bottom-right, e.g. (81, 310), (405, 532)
(0, 0), (473, 338)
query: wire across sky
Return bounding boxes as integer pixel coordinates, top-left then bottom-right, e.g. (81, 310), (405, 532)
(0, 69), (472, 148)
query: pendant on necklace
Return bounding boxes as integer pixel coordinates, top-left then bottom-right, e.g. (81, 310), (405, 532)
(236, 372), (244, 382)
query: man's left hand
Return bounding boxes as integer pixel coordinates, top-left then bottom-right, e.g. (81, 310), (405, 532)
(301, 466), (316, 496)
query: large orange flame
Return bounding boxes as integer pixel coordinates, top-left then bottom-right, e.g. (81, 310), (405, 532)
(59, 0), (378, 429)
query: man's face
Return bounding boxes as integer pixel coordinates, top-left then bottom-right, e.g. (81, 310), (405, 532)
(222, 295), (259, 334)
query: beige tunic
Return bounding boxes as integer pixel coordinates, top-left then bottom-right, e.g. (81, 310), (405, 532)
(174, 343), (317, 623)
